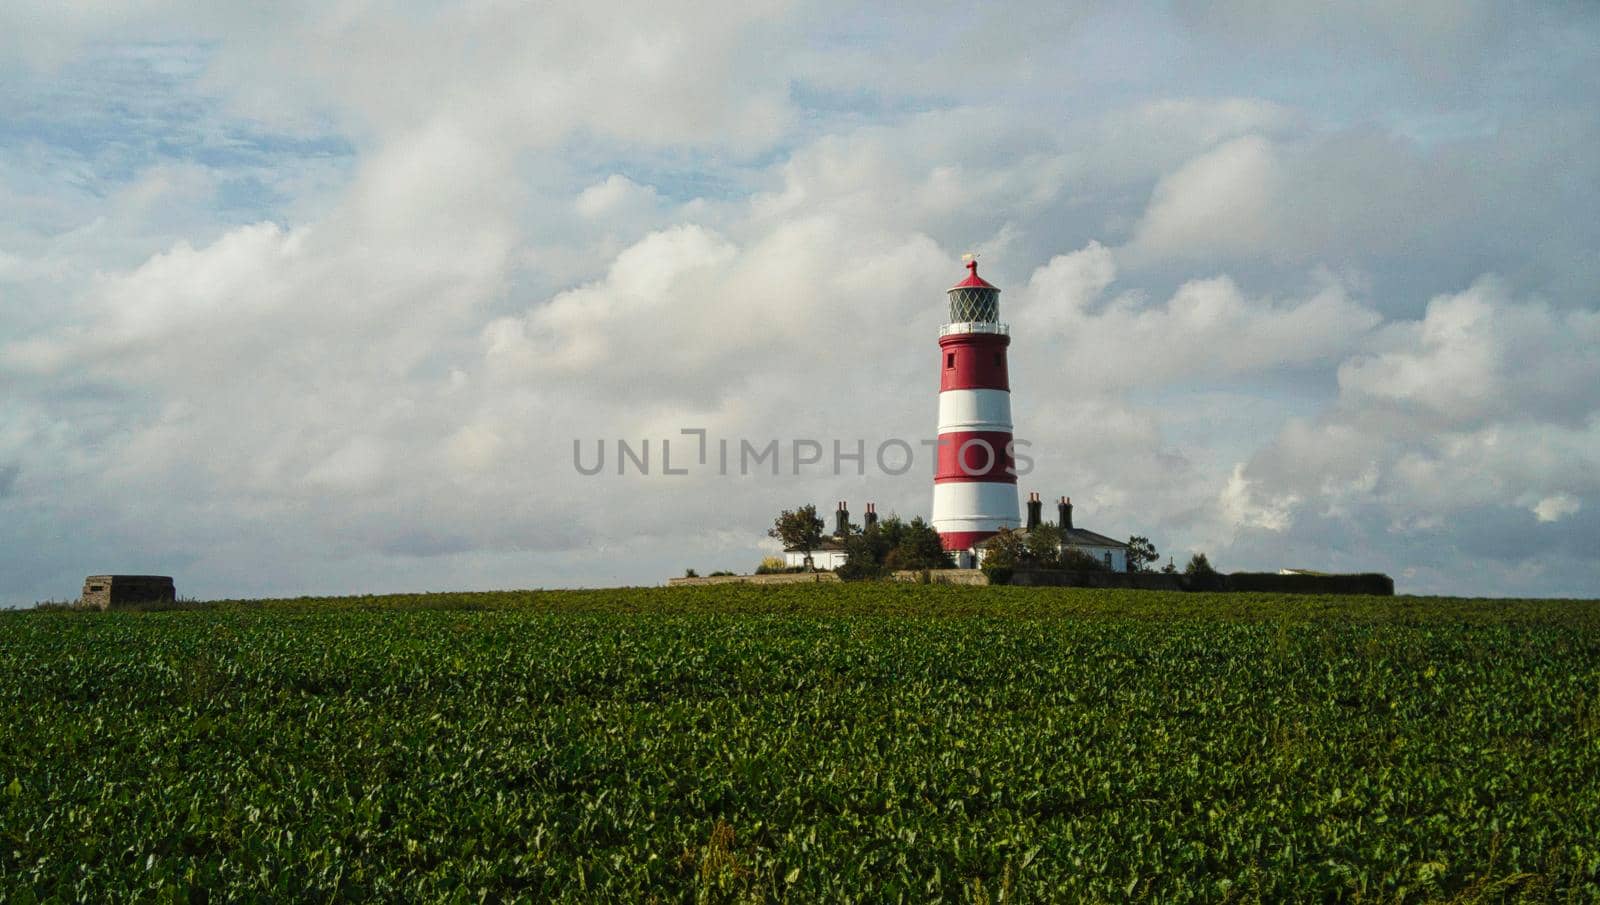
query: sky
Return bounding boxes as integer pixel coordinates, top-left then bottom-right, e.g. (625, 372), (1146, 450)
(2, 1), (1599, 603)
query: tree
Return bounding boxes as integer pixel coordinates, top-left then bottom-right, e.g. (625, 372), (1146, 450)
(857, 520), (894, 565)
(1024, 522), (1063, 567)
(979, 527), (1025, 584)
(1126, 536), (1159, 573)
(890, 517), (951, 570)
(1184, 552), (1217, 576)
(980, 527), (1025, 570)
(768, 505), (825, 568)
(837, 529), (886, 581)
(867, 518), (902, 571)
(830, 514), (951, 578)
(871, 515), (907, 553)
(1161, 557), (1178, 574)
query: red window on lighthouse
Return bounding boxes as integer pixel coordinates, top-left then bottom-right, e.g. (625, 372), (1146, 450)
(946, 352), (955, 369)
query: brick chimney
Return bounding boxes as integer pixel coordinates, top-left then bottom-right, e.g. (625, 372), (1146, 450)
(864, 502), (878, 530)
(835, 500), (849, 536)
(1058, 496), (1073, 531)
(1025, 492), (1042, 530)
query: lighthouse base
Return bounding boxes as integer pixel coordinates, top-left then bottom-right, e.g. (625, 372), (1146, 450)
(938, 529), (1000, 552)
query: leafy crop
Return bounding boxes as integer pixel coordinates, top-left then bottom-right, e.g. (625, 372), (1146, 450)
(2, 585), (1598, 902)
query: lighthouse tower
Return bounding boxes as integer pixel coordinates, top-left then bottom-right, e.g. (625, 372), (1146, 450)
(931, 260), (1019, 559)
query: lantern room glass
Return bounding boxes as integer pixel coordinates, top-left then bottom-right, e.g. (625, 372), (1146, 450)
(947, 287), (999, 323)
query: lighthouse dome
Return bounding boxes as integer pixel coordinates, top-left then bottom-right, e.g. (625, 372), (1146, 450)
(947, 260), (1000, 323)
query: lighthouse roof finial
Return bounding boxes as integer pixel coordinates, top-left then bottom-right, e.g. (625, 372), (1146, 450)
(950, 255), (998, 291)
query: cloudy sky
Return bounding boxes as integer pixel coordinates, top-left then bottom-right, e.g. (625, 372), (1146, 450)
(3, 2), (1598, 603)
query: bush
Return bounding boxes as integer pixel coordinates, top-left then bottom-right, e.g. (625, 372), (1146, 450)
(981, 564), (1013, 585)
(836, 558), (885, 582)
(979, 528), (1025, 571)
(754, 557), (787, 575)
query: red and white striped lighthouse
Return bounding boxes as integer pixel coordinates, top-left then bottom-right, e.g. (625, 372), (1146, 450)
(931, 259), (1019, 554)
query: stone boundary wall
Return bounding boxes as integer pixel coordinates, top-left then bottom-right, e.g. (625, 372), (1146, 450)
(669, 571), (990, 587)
(1225, 573), (1395, 596)
(668, 572), (842, 587)
(1007, 570), (1393, 595)
(1009, 570), (1184, 590)
(667, 569), (1392, 594)
(889, 570), (990, 585)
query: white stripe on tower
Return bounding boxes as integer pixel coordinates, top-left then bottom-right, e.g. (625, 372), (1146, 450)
(936, 388), (1013, 432)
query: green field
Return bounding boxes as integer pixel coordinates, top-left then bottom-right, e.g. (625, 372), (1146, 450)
(3, 585), (1598, 902)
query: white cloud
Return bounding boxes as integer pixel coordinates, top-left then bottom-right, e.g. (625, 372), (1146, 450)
(1011, 245), (1382, 388)
(575, 175), (662, 221)
(1222, 278), (1600, 592)
(202, 1), (797, 150)
(486, 224), (744, 384)
(1219, 463), (1299, 533)
(484, 215), (960, 410)
(1131, 136), (1283, 260)
(1532, 494), (1580, 523)
(1338, 279), (1600, 427)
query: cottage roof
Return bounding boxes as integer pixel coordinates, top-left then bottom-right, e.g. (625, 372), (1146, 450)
(976, 528), (1126, 549)
(1062, 528), (1127, 548)
(784, 537), (848, 553)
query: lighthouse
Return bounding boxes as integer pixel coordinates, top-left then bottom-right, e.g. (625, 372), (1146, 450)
(931, 259), (1019, 561)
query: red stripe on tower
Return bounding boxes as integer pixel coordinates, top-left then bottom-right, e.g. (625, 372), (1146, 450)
(939, 333), (1010, 391)
(934, 430), (1017, 482)
(931, 260), (1020, 552)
